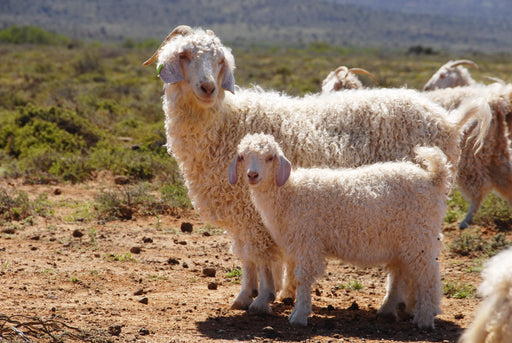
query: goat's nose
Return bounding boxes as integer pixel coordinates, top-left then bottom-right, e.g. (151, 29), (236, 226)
(247, 171), (259, 180)
(200, 81), (216, 96)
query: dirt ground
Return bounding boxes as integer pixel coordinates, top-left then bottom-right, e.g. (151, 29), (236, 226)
(0, 179), (505, 343)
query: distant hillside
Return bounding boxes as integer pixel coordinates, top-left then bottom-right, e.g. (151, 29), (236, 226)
(329, 0), (512, 20)
(1, 0), (512, 53)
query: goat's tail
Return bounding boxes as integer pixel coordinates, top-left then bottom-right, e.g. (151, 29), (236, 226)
(447, 98), (492, 154)
(414, 146), (453, 192)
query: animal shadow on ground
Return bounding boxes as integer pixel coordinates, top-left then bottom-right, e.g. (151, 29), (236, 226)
(196, 302), (464, 342)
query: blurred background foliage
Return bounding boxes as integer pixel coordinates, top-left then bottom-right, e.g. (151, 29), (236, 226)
(1, 25), (512, 228)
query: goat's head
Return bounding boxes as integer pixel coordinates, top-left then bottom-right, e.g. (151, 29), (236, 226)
(321, 66), (377, 93)
(228, 134), (291, 188)
(144, 25), (235, 108)
(423, 60), (478, 91)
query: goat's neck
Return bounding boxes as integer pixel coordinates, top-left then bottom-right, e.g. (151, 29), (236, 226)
(249, 185), (284, 238)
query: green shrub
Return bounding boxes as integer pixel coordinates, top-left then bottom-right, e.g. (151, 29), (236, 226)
(474, 193), (512, 230)
(0, 187), (32, 221)
(0, 26), (70, 45)
(449, 229), (511, 257)
(160, 183), (192, 209)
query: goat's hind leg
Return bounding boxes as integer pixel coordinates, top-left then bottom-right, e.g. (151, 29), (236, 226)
(378, 264), (407, 321)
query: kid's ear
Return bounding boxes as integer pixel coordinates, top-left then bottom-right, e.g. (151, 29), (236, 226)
(275, 155), (291, 187)
(228, 155), (239, 185)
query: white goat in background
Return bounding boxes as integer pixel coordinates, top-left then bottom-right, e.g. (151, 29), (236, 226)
(321, 66), (378, 92)
(423, 60), (479, 91)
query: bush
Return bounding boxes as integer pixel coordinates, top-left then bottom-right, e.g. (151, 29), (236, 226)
(0, 187), (32, 221)
(449, 229), (512, 257)
(0, 26), (70, 45)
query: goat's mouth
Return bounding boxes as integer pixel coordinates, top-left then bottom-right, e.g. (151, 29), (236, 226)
(193, 92), (216, 107)
(247, 178), (260, 186)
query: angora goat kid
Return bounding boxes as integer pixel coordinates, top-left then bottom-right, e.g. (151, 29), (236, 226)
(458, 247), (512, 343)
(229, 133), (451, 328)
(144, 25), (490, 314)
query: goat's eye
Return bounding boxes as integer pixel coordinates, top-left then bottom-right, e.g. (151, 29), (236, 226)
(179, 52), (190, 61)
(238, 155), (244, 162)
(266, 156), (274, 162)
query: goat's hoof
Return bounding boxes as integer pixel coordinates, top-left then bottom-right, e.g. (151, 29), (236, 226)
(459, 221), (469, 230)
(413, 314), (435, 329)
(289, 312), (308, 327)
(248, 300), (272, 315)
(231, 296), (253, 310)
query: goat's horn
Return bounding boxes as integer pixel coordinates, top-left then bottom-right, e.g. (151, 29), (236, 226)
(333, 66), (349, 81)
(449, 60), (479, 69)
(143, 25), (193, 67)
(348, 68), (378, 85)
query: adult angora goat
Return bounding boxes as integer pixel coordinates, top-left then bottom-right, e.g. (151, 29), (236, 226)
(143, 25), (490, 314)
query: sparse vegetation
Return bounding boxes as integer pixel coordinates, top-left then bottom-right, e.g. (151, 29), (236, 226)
(449, 229), (511, 257)
(226, 267), (242, 284)
(337, 280), (364, 291)
(105, 252), (137, 262)
(443, 280), (476, 299)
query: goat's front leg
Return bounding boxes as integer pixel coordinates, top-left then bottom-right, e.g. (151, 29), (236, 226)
(248, 264), (275, 314)
(231, 260), (258, 310)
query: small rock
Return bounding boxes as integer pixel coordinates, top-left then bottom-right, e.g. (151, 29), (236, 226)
(108, 325), (122, 336)
(327, 304), (335, 311)
(134, 289), (144, 296)
(282, 297), (294, 306)
(315, 288), (322, 296)
(208, 282), (218, 290)
(348, 301), (359, 311)
(53, 188), (62, 195)
(138, 297), (149, 305)
(72, 229), (84, 238)
(202, 267), (216, 277)
(143, 237), (153, 243)
(182, 262), (189, 268)
(455, 313), (464, 320)
(180, 222), (193, 233)
(2, 228), (16, 234)
(130, 246), (142, 254)
(202, 231), (211, 237)
(262, 326), (280, 339)
(118, 204), (133, 220)
(30, 235), (40, 241)
(168, 258), (180, 265)
(139, 328), (150, 335)
(114, 175), (130, 185)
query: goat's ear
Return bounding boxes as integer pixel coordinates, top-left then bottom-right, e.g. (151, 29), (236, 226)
(228, 155), (239, 185)
(275, 155), (291, 187)
(159, 59), (184, 84)
(221, 65), (235, 94)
